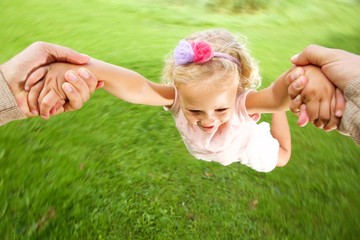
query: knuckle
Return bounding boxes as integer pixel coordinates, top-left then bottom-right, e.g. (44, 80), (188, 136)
(314, 120), (324, 129)
(32, 41), (46, 49)
(306, 44), (317, 53)
(319, 113), (331, 123)
(324, 124), (336, 132)
(289, 102), (299, 113)
(73, 103), (83, 110)
(288, 87), (296, 98)
(83, 94), (90, 102)
(70, 101), (83, 110)
(41, 99), (52, 108)
(301, 90), (315, 103)
(308, 114), (318, 122)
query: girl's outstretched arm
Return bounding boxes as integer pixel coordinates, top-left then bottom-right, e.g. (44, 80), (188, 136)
(86, 59), (174, 106)
(271, 112), (291, 166)
(26, 58), (175, 111)
(245, 68), (293, 114)
(246, 65), (339, 120)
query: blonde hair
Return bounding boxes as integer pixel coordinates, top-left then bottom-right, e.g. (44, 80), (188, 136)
(162, 29), (261, 92)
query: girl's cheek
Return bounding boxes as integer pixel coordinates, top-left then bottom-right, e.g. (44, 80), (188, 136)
(187, 116), (200, 125)
(221, 113), (232, 123)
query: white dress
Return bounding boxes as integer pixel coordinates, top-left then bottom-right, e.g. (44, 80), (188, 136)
(165, 89), (280, 172)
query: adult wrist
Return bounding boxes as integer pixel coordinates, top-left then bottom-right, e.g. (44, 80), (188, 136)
(344, 74), (360, 99)
(338, 74), (360, 145)
(0, 69), (26, 125)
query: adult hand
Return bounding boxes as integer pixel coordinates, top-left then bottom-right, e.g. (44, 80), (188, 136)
(27, 67), (103, 118)
(291, 44), (360, 91)
(62, 69), (104, 112)
(286, 66), (346, 131)
(0, 41), (90, 117)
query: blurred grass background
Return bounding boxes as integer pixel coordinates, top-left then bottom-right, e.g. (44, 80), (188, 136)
(0, 0), (359, 239)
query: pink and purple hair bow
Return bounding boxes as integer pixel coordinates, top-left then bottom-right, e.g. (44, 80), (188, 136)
(173, 40), (241, 68)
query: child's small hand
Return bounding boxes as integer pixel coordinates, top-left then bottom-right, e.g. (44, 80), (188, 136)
(25, 63), (102, 119)
(291, 88), (345, 131)
(61, 69), (104, 112)
(27, 79), (65, 118)
(287, 66), (346, 131)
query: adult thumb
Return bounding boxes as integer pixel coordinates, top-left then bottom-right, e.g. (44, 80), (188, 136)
(64, 50), (90, 65)
(290, 44), (328, 66)
(46, 42), (90, 65)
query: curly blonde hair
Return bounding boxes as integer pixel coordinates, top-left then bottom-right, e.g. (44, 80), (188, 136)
(162, 29), (261, 92)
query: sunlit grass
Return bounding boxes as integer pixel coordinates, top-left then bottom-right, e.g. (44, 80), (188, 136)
(0, 0), (359, 239)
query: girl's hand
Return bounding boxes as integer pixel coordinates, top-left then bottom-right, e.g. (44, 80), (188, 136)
(287, 66), (346, 131)
(26, 65), (102, 119)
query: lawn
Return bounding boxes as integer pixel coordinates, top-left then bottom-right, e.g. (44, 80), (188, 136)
(0, 0), (359, 239)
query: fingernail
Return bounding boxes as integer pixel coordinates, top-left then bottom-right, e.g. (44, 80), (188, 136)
(294, 79), (301, 89)
(68, 71), (78, 82)
(81, 54), (90, 61)
(336, 110), (343, 117)
(294, 95), (301, 104)
(24, 85), (30, 91)
(298, 121), (307, 127)
(291, 53), (299, 62)
(291, 69), (301, 80)
(31, 110), (38, 115)
(63, 83), (73, 93)
(294, 76), (305, 89)
(79, 68), (89, 79)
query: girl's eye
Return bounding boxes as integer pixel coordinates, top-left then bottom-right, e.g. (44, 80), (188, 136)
(189, 110), (201, 114)
(215, 108), (228, 112)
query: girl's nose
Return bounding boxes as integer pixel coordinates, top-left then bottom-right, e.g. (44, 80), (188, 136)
(201, 116), (215, 126)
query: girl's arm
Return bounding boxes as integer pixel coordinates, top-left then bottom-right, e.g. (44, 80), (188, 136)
(26, 58), (175, 108)
(271, 112), (291, 166)
(246, 69), (292, 114)
(246, 65), (338, 118)
(86, 59), (174, 106)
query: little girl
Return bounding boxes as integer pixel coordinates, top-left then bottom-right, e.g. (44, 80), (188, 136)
(25, 29), (332, 172)
(161, 29), (291, 172)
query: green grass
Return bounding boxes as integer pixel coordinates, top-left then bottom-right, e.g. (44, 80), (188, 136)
(0, 0), (359, 239)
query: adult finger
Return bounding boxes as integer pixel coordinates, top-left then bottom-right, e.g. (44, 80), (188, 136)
(64, 70), (90, 102)
(27, 80), (44, 115)
(77, 68), (99, 93)
(39, 90), (62, 119)
(324, 116), (340, 132)
(69, 68), (102, 93)
(41, 42), (90, 65)
(50, 99), (66, 116)
(324, 93), (340, 132)
(334, 88), (346, 117)
(24, 66), (48, 91)
(301, 93), (319, 123)
(289, 95), (302, 114)
(53, 105), (65, 115)
(288, 76), (308, 100)
(62, 82), (83, 111)
(297, 104), (309, 127)
(285, 67), (305, 86)
(290, 44), (334, 66)
(314, 99), (331, 129)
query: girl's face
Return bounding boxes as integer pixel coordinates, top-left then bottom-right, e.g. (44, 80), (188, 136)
(178, 79), (238, 133)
